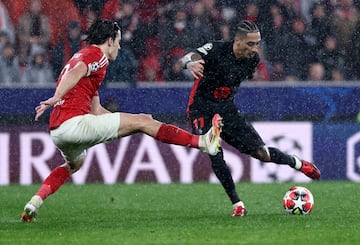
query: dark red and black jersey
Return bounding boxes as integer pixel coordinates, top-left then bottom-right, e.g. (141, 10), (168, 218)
(187, 41), (259, 108)
(187, 41), (264, 153)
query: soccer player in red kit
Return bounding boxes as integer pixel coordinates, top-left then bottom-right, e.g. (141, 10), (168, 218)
(21, 19), (223, 222)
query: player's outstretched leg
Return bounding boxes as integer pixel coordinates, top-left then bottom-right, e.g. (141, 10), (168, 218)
(199, 114), (223, 155)
(232, 201), (247, 217)
(293, 155), (321, 180)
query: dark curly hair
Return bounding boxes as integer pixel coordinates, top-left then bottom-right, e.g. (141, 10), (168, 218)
(84, 19), (120, 45)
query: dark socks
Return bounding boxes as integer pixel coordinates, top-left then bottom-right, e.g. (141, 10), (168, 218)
(268, 147), (296, 168)
(210, 150), (240, 204)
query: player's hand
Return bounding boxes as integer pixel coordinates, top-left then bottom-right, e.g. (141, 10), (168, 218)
(187, 59), (205, 79)
(34, 97), (60, 121)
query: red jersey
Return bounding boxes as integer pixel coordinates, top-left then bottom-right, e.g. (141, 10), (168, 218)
(49, 46), (109, 129)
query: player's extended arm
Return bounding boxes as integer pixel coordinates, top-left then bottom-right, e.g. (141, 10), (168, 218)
(179, 52), (205, 79)
(34, 62), (87, 121)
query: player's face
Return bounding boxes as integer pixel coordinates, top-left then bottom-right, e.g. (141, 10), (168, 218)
(233, 32), (261, 59)
(108, 30), (121, 61)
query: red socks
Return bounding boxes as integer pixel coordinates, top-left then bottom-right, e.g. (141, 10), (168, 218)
(154, 123), (199, 148)
(36, 166), (70, 201)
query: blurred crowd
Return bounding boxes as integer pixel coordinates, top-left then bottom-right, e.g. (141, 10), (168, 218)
(1, 0), (360, 86)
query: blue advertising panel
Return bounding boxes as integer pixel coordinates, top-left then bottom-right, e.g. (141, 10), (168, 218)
(313, 123), (360, 180)
(1, 84), (360, 123)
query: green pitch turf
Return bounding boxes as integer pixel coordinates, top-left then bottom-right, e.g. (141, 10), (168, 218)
(0, 181), (359, 245)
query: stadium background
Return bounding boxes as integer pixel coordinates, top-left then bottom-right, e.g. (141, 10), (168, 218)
(1, 1), (360, 184)
(1, 82), (360, 185)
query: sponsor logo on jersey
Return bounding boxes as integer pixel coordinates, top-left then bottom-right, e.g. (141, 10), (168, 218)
(86, 54), (108, 76)
(213, 86), (231, 99)
(197, 43), (213, 55)
(89, 62), (100, 72)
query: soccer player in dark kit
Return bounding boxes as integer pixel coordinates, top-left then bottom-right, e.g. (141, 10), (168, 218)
(180, 20), (320, 217)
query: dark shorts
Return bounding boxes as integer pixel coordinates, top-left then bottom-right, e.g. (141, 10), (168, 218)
(188, 102), (265, 154)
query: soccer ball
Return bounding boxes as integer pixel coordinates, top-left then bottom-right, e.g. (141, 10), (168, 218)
(283, 186), (314, 215)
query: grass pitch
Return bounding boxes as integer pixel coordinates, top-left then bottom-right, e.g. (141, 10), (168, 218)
(0, 181), (359, 245)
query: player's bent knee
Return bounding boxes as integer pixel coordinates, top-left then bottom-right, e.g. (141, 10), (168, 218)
(252, 147), (271, 162)
(135, 113), (157, 128)
(138, 113), (154, 121)
(65, 159), (84, 174)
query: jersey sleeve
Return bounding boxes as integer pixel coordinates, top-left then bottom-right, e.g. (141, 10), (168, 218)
(195, 42), (217, 62)
(81, 52), (97, 77)
(79, 52), (101, 96)
(75, 50), (105, 77)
